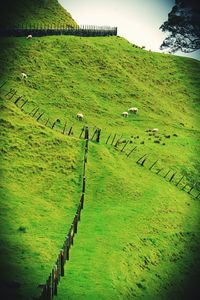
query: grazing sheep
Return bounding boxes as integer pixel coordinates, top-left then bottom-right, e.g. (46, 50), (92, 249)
(122, 112), (128, 117)
(77, 113), (84, 120)
(128, 107), (138, 114)
(21, 72), (27, 79)
(152, 128), (159, 132)
(26, 35), (32, 39)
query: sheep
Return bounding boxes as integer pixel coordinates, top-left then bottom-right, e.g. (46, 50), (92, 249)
(77, 113), (84, 120)
(152, 128), (159, 132)
(122, 112), (128, 117)
(21, 72), (27, 79)
(128, 107), (138, 114)
(26, 35), (32, 39)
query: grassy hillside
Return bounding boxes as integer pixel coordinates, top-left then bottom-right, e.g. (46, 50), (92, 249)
(0, 0), (77, 27)
(0, 33), (200, 299)
(56, 142), (200, 300)
(0, 36), (199, 182)
(0, 99), (83, 299)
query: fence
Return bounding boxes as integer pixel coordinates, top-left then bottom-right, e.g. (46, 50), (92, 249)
(32, 127), (89, 300)
(1, 82), (200, 298)
(0, 84), (102, 143)
(1, 83), (199, 200)
(0, 24), (117, 37)
(104, 132), (200, 200)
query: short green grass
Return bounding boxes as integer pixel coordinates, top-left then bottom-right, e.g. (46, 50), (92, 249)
(56, 143), (200, 300)
(0, 30), (200, 299)
(0, 35), (199, 182)
(0, 0), (77, 27)
(0, 99), (84, 299)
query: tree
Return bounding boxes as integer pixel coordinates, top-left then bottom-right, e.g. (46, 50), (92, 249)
(160, 0), (200, 53)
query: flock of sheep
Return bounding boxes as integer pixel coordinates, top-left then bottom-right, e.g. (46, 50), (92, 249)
(22, 35), (153, 126)
(122, 107), (138, 117)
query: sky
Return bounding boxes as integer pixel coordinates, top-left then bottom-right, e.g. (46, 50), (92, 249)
(59, 0), (200, 60)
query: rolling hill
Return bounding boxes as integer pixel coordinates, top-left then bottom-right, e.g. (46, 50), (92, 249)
(0, 1), (200, 299)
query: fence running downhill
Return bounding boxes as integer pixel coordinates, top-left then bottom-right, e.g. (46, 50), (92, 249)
(104, 132), (200, 200)
(1, 82), (200, 298)
(0, 24), (117, 37)
(33, 128), (89, 300)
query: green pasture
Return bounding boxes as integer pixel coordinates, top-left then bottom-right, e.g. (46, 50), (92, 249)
(0, 22), (200, 300)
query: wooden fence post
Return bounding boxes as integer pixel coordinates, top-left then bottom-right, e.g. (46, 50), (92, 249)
(53, 265), (58, 296)
(105, 134), (111, 144)
(195, 192), (200, 199)
(164, 170), (171, 179)
(52, 119), (60, 129)
(181, 182), (187, 190)
(60, 250), (64, 277)
(156, 168), (164, 174)
(5, 88), (14, 97)
(0, 81), (7, 89)
(84, 126), (89, 140)
(96, 129), (101, 143)
(14, 96), (23, 105)
(66, 236), (70, 261)
(120, 140), (129, 152)
(176, 175), (185, 187)
(68, 126), (73, 136)
(169, 172), (177, 182)
(126, 146), (137, 158)
(114, 134), (122, 148)
(74, 214), (78, 233)
(46, 275), (52, 300)
(136, 154), (147, 164)
(149, 160), (158, 171)
(62, 121), (67, 134)
(20, 99), (28, 110)
(44, 118), (49, 126)
(141, 157), (148, 166)
(36, 112), (44, 121)
(188, 183), (196, 194)
(111, 133), (116, 145)
(8, 90), (17, 100)
(79, 127), (85, 139)
(91, 129), (97, 141)
(32, 107), (40, 117)
(80, 194), (84, 209)
(82, 176), (86, 193)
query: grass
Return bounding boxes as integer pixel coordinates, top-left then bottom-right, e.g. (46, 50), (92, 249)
(0, 99), (84, 299)
(56, 143), (200, 300)
(0, 26), (200, 299)
(0, 35), (199, 182)
(0, 0), (77, 27)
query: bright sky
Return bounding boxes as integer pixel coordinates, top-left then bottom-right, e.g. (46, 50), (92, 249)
(59, 0), (200, 60)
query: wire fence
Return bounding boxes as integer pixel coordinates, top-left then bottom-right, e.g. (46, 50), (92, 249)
(0, 84), (102, 143)
(0, 24), (117, 37)
(1, 81), (200, 298)
(32, 128), (89, 300)
(103, 132), (200, 200)
(1, 82), (199, 200)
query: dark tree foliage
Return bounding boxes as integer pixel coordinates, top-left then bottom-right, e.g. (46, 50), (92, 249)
(160, 0), (200, 53)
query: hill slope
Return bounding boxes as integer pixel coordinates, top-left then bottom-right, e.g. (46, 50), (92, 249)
(1, 36), (199, 182)
(0, 99), (83, 299)
(0, 0), (77, 27)
(0, 22), (200, 300)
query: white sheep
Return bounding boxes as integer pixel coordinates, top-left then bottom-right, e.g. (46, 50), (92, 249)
(21, 72), (27, 79)
(77, 113), (84, 120)
(122, 112), (128, 117)
(26, 35), (32, 39)
(128, 107), (138, 114)
(152, 128), (159, 132)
